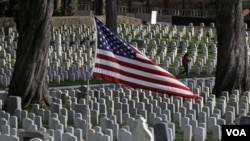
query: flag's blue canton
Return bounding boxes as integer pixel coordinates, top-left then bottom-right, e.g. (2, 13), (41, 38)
(95, 18), (136, 59)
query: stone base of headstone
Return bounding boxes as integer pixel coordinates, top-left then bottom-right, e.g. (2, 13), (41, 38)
(19, 131), (50, 141)
(6, 96), (21, 115)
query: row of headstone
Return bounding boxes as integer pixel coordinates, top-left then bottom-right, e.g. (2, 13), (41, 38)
(0, 77), (249, 140)
(0, 22), (226, 87)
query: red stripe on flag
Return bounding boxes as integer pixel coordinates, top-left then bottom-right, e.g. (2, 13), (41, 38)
(94, 63), (190, 91)
(93, 72), (199, 99)
(96, 53), (177, 79)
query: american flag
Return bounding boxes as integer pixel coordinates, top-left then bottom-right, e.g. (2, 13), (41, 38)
(93, 17), (198, 99)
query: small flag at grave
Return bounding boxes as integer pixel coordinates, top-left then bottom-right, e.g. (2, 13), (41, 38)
(92, 17), (198, 99)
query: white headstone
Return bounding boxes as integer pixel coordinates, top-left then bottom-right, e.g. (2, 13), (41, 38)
(132, 116), (153, 141)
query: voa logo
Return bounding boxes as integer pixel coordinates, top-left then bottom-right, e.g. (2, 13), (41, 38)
(226, 129), (247, 136)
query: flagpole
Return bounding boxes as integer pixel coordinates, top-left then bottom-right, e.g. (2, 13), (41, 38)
(85, 3), (94, 141)
(86, 2), (96, 140)
(85, 77), (90, 141)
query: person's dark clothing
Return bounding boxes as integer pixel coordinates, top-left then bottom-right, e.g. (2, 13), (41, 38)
(182, 54), (189, 76)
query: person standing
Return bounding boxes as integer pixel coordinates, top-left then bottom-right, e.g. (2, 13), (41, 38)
(182, 53), (190, 76)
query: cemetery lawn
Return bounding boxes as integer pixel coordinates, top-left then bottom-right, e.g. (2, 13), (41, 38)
(0, 75), (215, 89)
(175, 127), (219, 141)
(0, 79), (111, 89)
(48, 78), (111, 87)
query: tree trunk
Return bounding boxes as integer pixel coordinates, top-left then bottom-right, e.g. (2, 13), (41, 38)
(6, 0), (53, 108)
(94, 0), (104, 15)
(146, 0), (150, 7)
(63, 0), (67, 15)
(127, 0), (132, 13)
(200, 1), (204, 16)
(54, 0), (61, 14)
(213, 0), (250, 96)
(146, 0), (150, 13)
(6, 0), (17, 17)
(106, 0), (117, 33)
(163, 0), (169, 14)
(163, 0), (168, 9)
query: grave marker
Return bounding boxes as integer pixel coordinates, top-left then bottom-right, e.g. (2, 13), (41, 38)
(153, 122), (172, 141)
(132, 116), (153, 141)
(6, 96), (21, 115)
(240, 116), (250, 125)
(19, 131), (50, 141)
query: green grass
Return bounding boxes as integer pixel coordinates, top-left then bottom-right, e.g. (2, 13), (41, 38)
(48, 78), (110, 87)
(0, 78), (111, 90)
